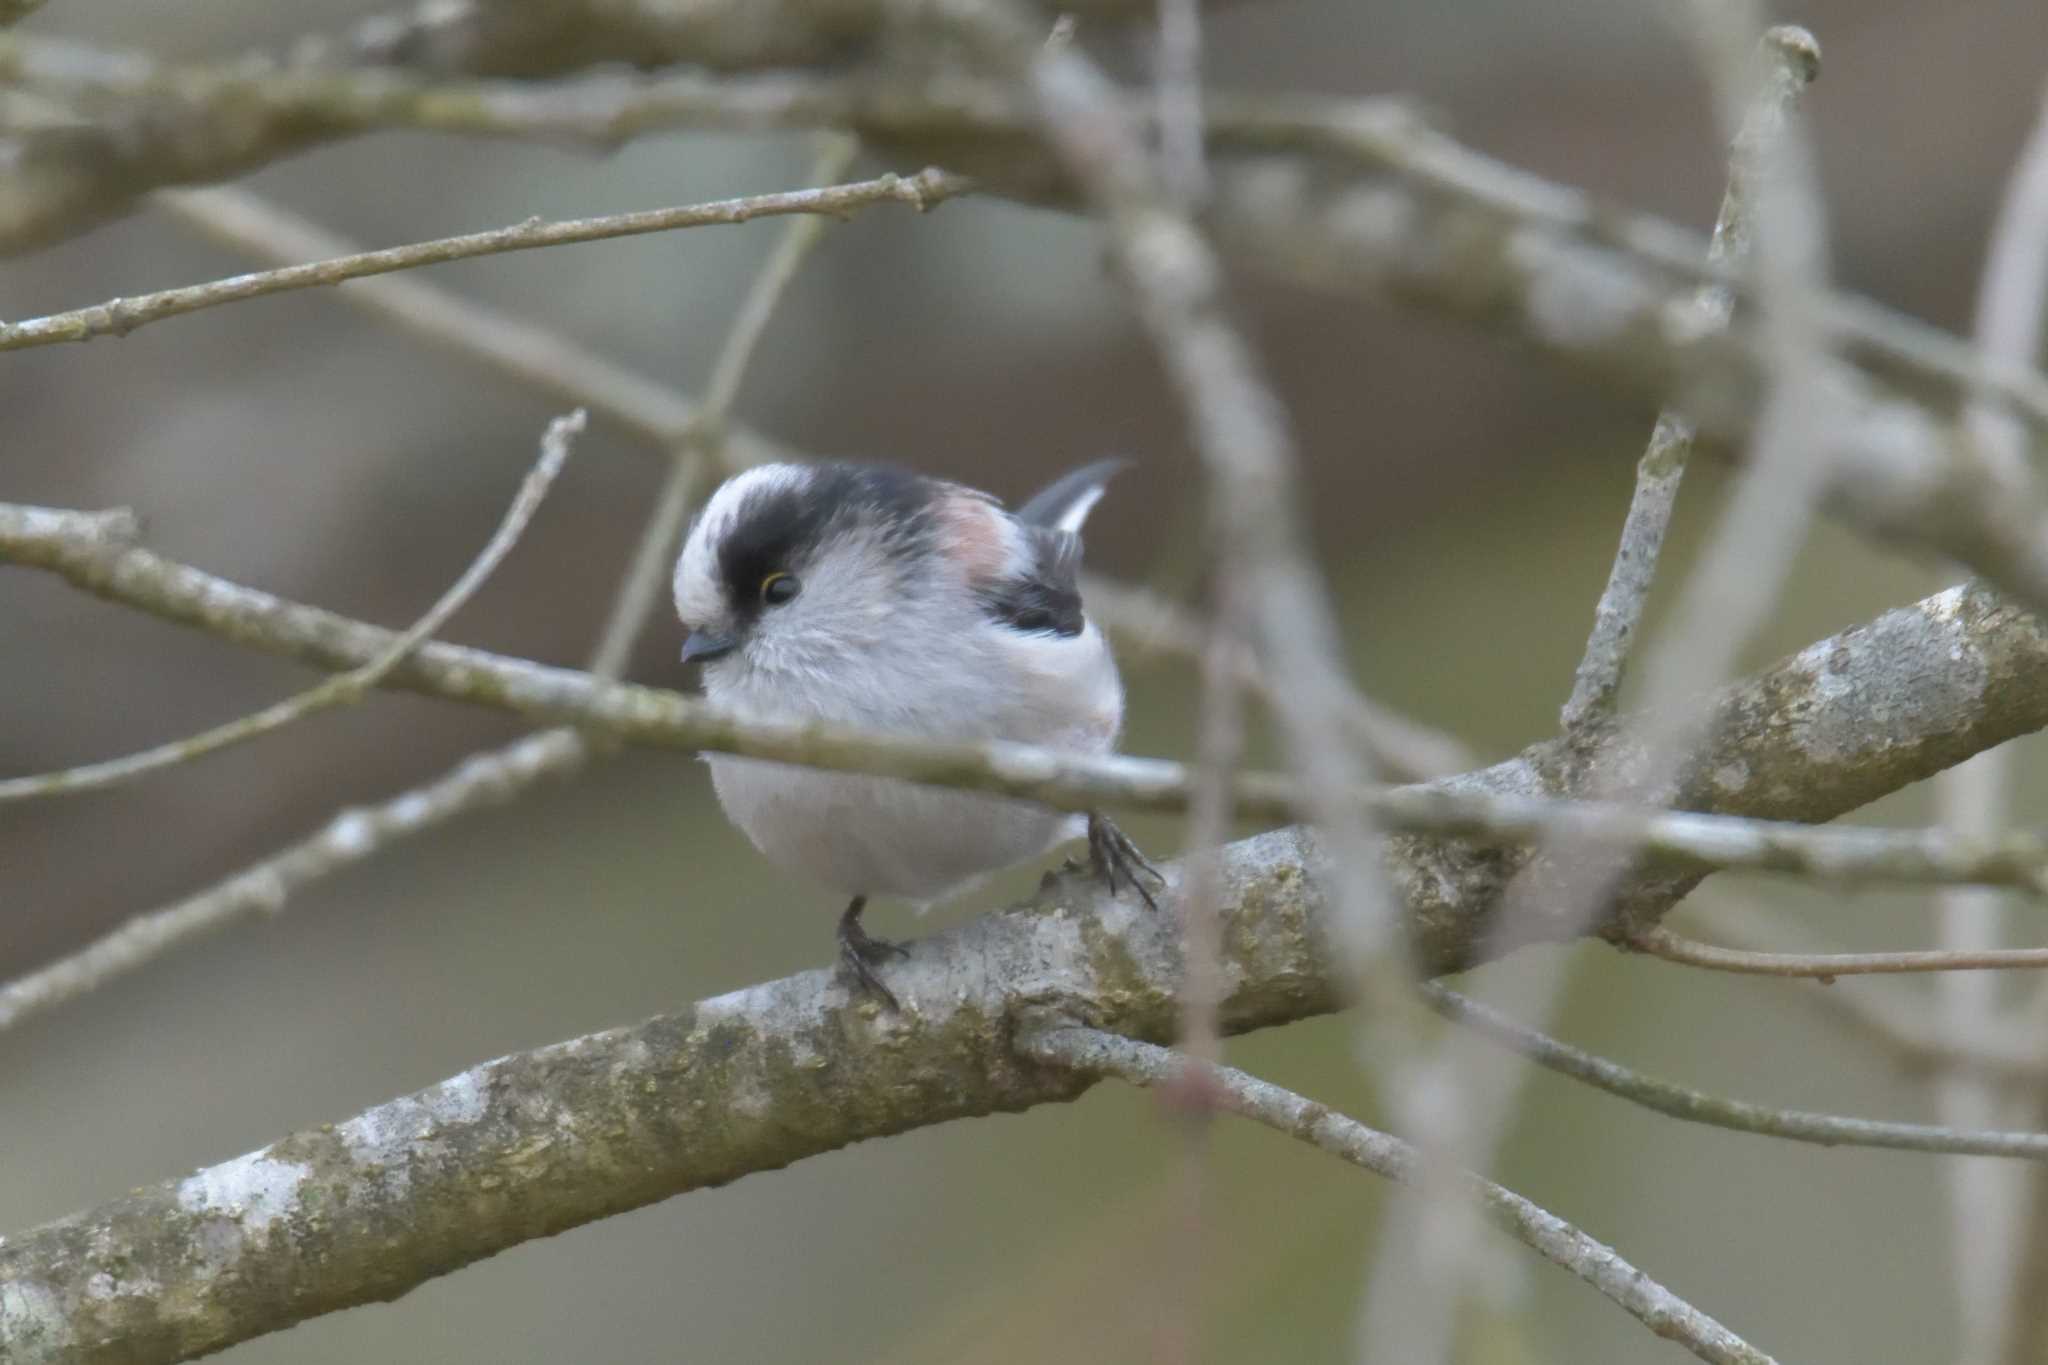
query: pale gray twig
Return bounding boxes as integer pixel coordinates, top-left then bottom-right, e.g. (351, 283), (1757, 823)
(585, 133), (857, 677)
(156, 186), (787, 464)
(0, 409), (584, 803)
(1422, 985), (2048, 1161)
(1079, 573), (1473, 782)
(8, 523), (2048, 1035)
(1677, 891), (2048, 1080)
(0, 170), (965, 354)
(1361, 27), (1831, 1360)
(1021, 1025), (1779, 1365)
(1561, 25), (1815, 734)
(0, 149), (851, 1034)
(1631, 925), (2048, 978)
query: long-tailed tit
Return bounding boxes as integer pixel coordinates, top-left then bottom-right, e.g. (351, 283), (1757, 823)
(672, 459), (1161, 1007)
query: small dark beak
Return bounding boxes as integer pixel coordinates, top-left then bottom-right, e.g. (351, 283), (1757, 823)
(680, 629), (738, 664)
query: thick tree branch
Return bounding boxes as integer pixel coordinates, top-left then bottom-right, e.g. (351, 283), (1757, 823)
(0, 828), (1329, 1365)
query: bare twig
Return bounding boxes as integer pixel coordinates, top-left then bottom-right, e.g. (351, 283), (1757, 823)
(1561, 25), (1815, 734)
(151, 182), (1464, 782)
(1362, 27), (1833, 1361)
(585, 133), (857, 677)
(156, 186), (786, 463)
(1631, 925), (2048, 978)
(0, 410), (583, 802)
(1421, 985), (2048, 1161)
(13, 505), (2048, 880)
(0, 145), (850, 1033)
(0, 170), (966, 354)
(1021, 1025), (1780, 1365)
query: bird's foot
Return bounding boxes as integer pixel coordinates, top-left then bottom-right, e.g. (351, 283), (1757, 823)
(1087, 812), (1164, 912)
(837, 896), (910, 1010)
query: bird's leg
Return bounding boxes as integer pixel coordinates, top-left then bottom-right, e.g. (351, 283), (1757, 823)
(1087, 812), (1164, 911)
(837, 895), (909, 1009)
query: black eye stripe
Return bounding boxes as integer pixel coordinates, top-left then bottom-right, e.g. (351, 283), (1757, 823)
(716, 465), (939, 617)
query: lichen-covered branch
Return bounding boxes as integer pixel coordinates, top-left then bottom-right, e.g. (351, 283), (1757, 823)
(0, 828), (1330, 1365)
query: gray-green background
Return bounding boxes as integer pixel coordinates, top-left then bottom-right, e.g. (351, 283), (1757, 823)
(6, 1), (2048, 1360)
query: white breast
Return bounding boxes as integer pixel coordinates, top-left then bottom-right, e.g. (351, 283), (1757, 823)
(703, 617), (1123, 905)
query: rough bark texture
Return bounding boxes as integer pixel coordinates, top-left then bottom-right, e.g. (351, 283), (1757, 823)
(0, 829), (1330, 1365)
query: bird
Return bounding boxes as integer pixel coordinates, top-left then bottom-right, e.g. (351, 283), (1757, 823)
(671, 457), (1161, 1007)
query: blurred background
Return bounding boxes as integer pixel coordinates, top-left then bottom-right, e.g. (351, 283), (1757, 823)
(5, 1), (2048, 1360)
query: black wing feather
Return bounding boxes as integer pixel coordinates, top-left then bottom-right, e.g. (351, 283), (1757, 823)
(982, 461), (1127, 637)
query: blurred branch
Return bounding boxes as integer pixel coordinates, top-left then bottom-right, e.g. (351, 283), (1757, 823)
(0, 170), (965, 353)
(1022, 1025), (1778, 1365)
(584, 132), (854, 677)
(9, 31), (2048, 617)
(1560, 26), (1813, 734)
(1424, 984), (2048, 1160)
(0, 411), (581, 803)
(12, 506), (2048, 1015)
(1933, 74), (2048, 1365)
(1630, 924), (2048, 978)
(1080, 574), (1471, 782)
(0, 0), (1151, 250)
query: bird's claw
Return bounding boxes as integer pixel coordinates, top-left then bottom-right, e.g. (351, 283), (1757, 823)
(837, 899), (910, 1010)
(1087, 812), (1164, 912)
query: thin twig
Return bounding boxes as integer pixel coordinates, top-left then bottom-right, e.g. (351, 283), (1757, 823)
(1021, 1025), (1780, 1365)
(0, 410), (584, 802)
(1631, 925), (2048, 978)
(0, 170), (966, 352)
(1561, 25), (1815, 734)
(1676, 891), (2048, 1079)
(586, 133), (857, 677)
(1362, 27), (1832, 1363)
(1421, 985), (2048, 1161)
(10, 510), (2048, 884)
(0, 147), (849, 1034)
(156, 187), (784, 464)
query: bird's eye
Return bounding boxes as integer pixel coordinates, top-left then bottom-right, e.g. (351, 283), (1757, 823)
(760, 572), (801, 606)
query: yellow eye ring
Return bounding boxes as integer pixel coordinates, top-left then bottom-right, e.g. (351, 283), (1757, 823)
(760, 572), (801, 606)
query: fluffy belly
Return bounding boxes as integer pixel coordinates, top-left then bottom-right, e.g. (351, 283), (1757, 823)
(707, 756), (1082, 903)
